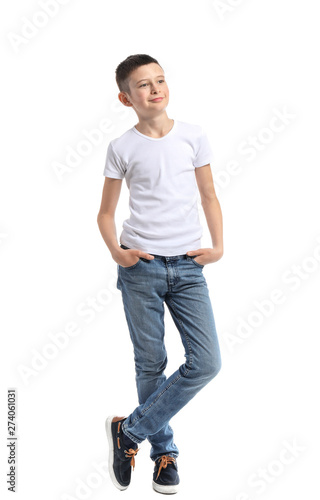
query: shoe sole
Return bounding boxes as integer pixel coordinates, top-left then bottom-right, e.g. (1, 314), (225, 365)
(105, 415), (128, 491)
(152, 480), (179, 494)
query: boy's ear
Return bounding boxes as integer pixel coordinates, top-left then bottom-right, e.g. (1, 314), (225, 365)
(118, 92), (131, 106)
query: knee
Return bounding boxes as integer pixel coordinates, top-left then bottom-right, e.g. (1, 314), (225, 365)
(136, 356), (168, 378)
(198, 354), (222, 382)
(209, 356), (222, 380)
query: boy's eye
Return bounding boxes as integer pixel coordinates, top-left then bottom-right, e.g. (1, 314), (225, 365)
(139, 80), (165, 88)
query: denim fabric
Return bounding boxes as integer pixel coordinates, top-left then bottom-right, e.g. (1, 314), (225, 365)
(116, 244), (221, 461)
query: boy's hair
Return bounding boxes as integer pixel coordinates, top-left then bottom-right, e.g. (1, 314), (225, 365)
(115, 54), (162, 96)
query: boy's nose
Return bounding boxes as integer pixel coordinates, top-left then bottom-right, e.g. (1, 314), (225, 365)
(151, 85), (161, 93)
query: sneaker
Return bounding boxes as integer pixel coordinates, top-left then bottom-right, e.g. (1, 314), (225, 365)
(105, 415), (139, 490)
(152, 455), (180, 494)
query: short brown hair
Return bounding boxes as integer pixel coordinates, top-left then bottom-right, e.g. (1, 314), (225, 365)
(115, 54), (162, 95)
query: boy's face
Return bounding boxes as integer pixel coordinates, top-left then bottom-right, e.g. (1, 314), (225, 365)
(120, 63), (170, 117)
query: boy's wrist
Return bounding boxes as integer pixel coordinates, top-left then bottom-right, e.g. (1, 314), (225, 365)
(111, 246), (122, 259)
(212, 245), (223, 257)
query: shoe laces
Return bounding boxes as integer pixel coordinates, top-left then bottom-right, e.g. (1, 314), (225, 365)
(124, 447), (139, 470)
(156, 455), (176, 480)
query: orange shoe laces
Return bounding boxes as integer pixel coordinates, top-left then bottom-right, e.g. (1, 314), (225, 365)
(124, 447), (140, 470)
(156, 455), (176, 480)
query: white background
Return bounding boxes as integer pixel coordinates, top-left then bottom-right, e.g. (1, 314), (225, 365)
(1, 0), (319, 499)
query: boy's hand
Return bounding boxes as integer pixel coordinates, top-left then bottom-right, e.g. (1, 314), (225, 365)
(113, 248), (155, 268)
(186, 247), (223, 266)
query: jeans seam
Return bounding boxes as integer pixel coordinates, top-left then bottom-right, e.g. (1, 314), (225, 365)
(119, 259), (142, 271)
(129, 296), (194, 429)
(122, 426), (143, 444)
(130, 372), (182, 427)
(166, 296), (193, 376)
(190, 258), (204, 269)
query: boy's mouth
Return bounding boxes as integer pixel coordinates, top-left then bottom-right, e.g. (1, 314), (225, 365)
(150, 98), (163, 102)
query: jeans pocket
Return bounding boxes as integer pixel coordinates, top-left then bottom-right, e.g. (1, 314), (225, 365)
(189, 256), (204, 269)
(119, 258), (142, 270)
(119, 244), (143, 270)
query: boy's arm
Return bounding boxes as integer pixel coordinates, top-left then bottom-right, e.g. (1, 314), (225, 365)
(192, 164), (223, 260)
(97, 177), (155, 265)
(97, 177), (123, 258)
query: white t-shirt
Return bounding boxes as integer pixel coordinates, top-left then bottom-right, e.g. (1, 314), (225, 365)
(103, 119), (214, 256)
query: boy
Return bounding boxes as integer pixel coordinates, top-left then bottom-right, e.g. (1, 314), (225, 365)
(97, 54), (223, 494)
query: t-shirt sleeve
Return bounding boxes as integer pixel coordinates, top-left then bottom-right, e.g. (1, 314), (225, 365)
(193, 127), (214, 168)
(103, 142), (126, 179)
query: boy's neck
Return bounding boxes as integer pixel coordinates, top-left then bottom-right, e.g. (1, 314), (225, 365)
(134, 114), (174, 139)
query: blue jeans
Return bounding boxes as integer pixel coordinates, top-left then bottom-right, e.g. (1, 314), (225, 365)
(116, 244), (221, 462)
